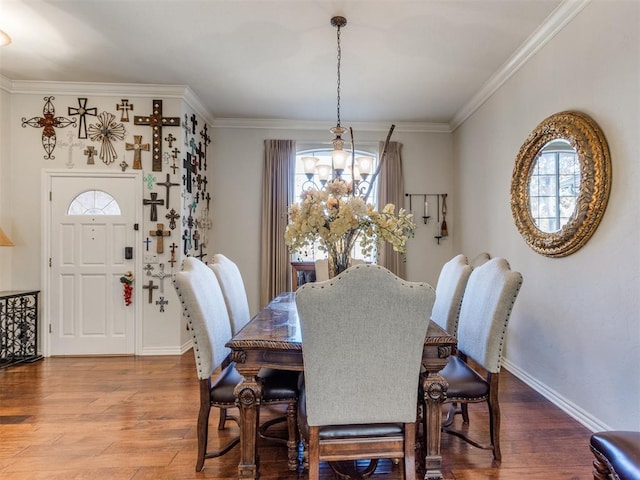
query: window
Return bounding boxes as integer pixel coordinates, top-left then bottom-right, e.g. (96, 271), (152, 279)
(292, 148), (378, 262)
(529, 140), (579, 232)
(67, 190), (121, 215)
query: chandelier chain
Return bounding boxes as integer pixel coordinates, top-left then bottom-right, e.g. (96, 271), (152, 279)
(336, 23), (341, 128)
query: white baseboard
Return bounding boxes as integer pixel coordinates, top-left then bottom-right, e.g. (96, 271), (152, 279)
(140, 340), (192, 356)
(502, 357), (611, 433)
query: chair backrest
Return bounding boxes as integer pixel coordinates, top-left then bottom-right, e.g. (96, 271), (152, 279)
(456, 257), (523, 373)
(173, 257), (233, 380)
(314, 257), (365, 283)
(431, 254), (473, 335)
(296, 264), (435, 426)
(209, 253), (251, 335)
(470, 252), (491, 268)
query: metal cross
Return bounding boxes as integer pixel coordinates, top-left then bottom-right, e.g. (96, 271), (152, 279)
(152, 263), (171, 293)
(169, 243), (178, 268)
(143, 280), (158, 304)
(155, 296), (168, 312)
(116, 99), (134, 122)
(182, 114), (189, 145)
(133, 99), (180, 172)
(143, 192), (164, 222)
(164, 133), (176, 147)
(144, 264), (154, 276)
(165, 208), (180, 230)
(190, 113), (198, 135)
(195, 243), (207, 262)
(125, 135), (150, 170)
(182, 229), (191, 255)
(144, 237), (151, 251)
(22, 96), (76, 160)
(68, 97), (97, 139)
(156, 173), (179, 210)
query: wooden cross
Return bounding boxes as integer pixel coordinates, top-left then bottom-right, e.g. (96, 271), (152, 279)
(169, 243), (178, 268)
(144, 237), (151, 251)
(149, 223), (170, 254)
(116, 99), (134, 122)
(152, 263), (171, 293)
(22, 96), (76, 160)
(143, 192), (164, 222)
(84, 145), (97, 165)
(196, 141), (204, 169)
(155, 296), (168, 312)
(190, 113), (198, 134)
(193, 230), (200, 250)
(165, 208), (180, 230)
(196, 175), (203, 191)
(164, 133), (176, 147)
(134, 99), (180, 172)
(202, 176), (208, 192)
(119, 160), (128, 172)
(156, 173), (179, 209)
(205, 192), (211, 210)
(126, 135), (150, 170)
(143, 280), (158, 304)
(68, 97), (97, 139)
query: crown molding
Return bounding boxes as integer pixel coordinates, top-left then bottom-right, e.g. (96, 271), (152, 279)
(0, 74), (12, 93)
(450, 0), (591, 131)
(212, 117), (451, 133)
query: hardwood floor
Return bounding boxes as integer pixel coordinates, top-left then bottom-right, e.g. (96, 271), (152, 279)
(0, 353), (595, 479)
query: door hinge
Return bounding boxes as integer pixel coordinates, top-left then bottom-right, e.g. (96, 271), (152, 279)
(49, 324), (52, 334)
(49, 258), (52, 268)
(49, 191), (52, 201)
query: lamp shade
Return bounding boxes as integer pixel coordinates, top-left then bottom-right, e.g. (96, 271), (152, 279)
(0, 226), (14, 246)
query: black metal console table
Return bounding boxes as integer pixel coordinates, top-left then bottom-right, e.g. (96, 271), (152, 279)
(0, 290), (42, 368)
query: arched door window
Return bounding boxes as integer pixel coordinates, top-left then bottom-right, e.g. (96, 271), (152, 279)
(67, 190), (121, 215)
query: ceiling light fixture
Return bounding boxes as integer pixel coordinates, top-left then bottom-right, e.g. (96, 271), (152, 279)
(0, 30), (12, 47)
(302, 16), (395, 200)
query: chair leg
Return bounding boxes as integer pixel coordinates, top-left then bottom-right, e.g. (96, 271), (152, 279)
(196, 380), (212, 472)
(218, 407), (228, 430)
(286, 402), (299, 470)
(591, 454), (612, 480)
(404, 422), (417, 480)
(487, 373), (501, 461)
(309, 426), (320, 480)
(461, 403), (470, 424)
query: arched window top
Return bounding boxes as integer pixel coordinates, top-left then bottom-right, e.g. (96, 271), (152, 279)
(67, 190), (121, 215)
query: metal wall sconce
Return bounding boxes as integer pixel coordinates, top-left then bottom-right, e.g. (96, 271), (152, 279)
(405, 193), (448, 244)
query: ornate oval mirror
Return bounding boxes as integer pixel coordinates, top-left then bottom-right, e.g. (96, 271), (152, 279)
(511, 111), (611, 257)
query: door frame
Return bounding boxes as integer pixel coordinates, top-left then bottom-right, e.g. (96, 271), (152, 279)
(42, 169), (143, 357)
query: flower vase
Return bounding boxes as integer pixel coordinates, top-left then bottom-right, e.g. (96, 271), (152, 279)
(328, 253), (350, 279)
(327, 235), (353, 278)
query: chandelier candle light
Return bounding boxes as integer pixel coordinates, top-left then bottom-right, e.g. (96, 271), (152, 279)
(285, 16), (415, 278)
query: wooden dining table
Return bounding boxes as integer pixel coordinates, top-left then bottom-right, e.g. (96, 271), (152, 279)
(225, 292), (456, 480)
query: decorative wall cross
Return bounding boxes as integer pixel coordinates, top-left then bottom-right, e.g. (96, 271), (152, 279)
(58, 131), (85, 169)
(84, 145), (97, 165)
(182, 114), (189, 145)
(169, 243), (178, 268)
(144, 237), (151, 251)
(156, 173), (179, 209)
(134, 100), (180, 172)
(183, 153), (194, 193)
(155, 296), (168, 312)
(152, 263), (171, 293)
(164, 133), (176, 147)
(143, 173), (156, 190)
(116, 99), (134, 122)
(144, 264), (154, 276)
(143, 280), (158, 304)
(87, 111), (126, 165)
(143, 192), (164, 221)
(125, 135), (150, 170)
(200, 124), (211, 169)
(68, 98), (97, 139)
(195, 243), (207, 262)
(182, 229), (191, 255)
(149, 223), (170, 253)
(170, 147), (180, 174)
(190, 113), (198, 134)
(165, 208), (180, 230)
(22, 96), (77, 160)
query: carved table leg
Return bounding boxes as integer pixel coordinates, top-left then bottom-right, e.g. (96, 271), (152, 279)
(421, 371), (448, 480)
(234, 366), (263, 479)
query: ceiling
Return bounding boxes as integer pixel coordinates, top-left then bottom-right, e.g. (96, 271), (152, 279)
(1, 0), (566, 126)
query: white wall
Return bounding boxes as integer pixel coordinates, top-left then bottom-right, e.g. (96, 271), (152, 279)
(210, 123), (454, 314)
(453, 0), (640, 430)
(0, 83), (12, 290)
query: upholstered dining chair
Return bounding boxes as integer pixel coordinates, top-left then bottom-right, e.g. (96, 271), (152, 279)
(470, 251), (491, 268)
(440, 257), (522, 461)
(296, 264), (435, 480)
(314, 257), (364, 282)
(209, 253), (251, 336)
(173, 257), (300, 472)
(590, 430), (640, 480)
(431, 254), (473, 335)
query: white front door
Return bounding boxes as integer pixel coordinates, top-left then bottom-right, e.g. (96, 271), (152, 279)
(47, 172), (141, 355)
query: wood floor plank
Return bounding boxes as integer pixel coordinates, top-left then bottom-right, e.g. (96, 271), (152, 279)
(0, 353), (596, 479)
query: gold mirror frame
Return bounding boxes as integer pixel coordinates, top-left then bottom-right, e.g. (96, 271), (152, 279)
(511, 111), (611, 257)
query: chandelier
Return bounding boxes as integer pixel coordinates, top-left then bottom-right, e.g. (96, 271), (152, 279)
(302, 16), (395, 200)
